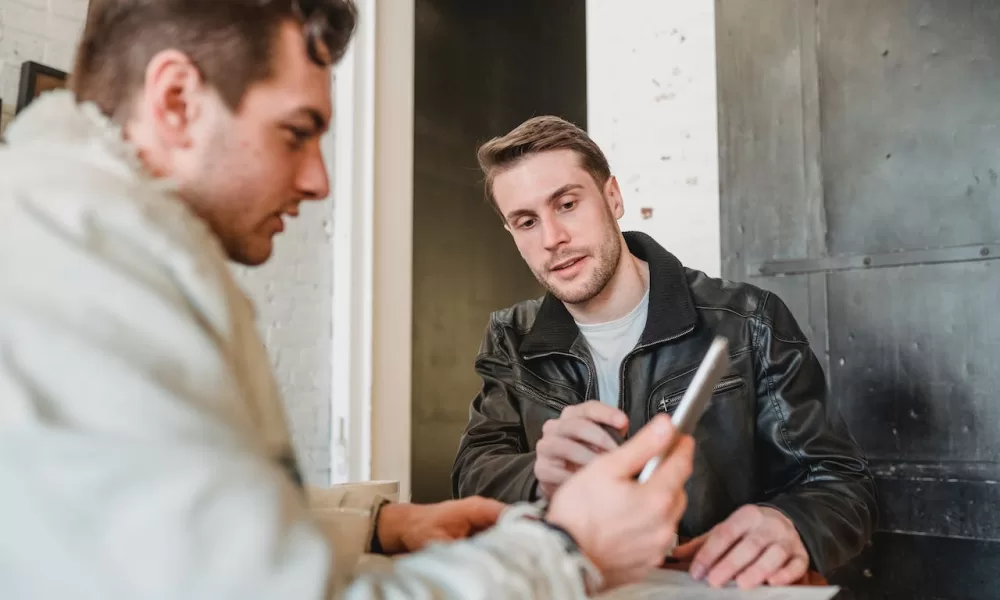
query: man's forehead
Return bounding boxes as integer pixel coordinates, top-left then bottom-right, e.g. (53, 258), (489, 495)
(250, 19), (333, 119)
(495, 152), (593, 202)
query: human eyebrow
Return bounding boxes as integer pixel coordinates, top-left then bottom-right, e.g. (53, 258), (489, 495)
(284, 107), (329, 134)
(546, 184), (584, 204)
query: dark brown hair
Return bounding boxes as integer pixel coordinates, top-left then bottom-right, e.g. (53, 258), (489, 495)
(477, 115), (612, 217)
(71, 0), (357, 119)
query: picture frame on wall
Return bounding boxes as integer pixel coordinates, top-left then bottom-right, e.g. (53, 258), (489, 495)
(16, 61), (69, 114)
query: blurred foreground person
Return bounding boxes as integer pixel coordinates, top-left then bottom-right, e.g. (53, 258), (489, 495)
(0, 1), (694, 598)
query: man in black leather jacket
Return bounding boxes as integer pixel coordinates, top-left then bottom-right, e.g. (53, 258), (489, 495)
(452, 115), (877, 589)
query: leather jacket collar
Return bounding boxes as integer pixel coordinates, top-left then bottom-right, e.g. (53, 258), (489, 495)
(519, 231), (699, 357)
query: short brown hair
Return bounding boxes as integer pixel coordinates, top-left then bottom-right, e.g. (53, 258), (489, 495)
(477, 115), (612, 216)
(71, 0), (357, 119)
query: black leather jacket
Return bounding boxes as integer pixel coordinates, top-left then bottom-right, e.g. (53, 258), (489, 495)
(452, 231), (877, 576)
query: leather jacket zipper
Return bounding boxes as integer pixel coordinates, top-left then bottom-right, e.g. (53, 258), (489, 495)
(658, 374), (744, 413)
(618, 324), (696, 421)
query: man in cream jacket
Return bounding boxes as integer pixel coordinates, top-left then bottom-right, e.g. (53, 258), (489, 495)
(0, 1), (695, 598)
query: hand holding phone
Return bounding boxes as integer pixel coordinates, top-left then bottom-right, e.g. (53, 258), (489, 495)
(636, 337), (730, 483)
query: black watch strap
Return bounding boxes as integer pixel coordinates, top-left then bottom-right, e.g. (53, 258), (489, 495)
(539, 520), (581, 554)
(369, 498), (390, 554)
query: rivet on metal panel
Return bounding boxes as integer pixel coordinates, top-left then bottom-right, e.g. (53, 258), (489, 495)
(981, 247), (990, 257)
(863, 256), (872, 266)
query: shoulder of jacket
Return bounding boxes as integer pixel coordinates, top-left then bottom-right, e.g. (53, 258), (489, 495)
(475, 295), (546, 359)
(489, 295), (546, 336)
(684, 268), (770, 320)
(0, 148), (249, 333)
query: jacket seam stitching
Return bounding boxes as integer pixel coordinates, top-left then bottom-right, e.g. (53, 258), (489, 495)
(694, 304), (754, 320)
(489, 314), (514, 363)
(755, 292), (805, 466)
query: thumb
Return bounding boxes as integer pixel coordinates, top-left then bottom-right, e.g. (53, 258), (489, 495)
(597, 414), (676, 477)
(672, 532), (708, 560)
(460, 497), (506, 530)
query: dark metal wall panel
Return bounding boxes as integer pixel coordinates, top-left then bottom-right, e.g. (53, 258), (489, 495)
(876, 475), (1000, 540)
(716, 0), (819, 277)
(818, 0), (1000, 255)
(718, 1), (1000, 596)
(826, 262), (1000, 465)
(833, 533), (1000, 600)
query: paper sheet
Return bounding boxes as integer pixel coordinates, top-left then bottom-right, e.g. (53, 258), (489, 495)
(596, 569), (839, 600)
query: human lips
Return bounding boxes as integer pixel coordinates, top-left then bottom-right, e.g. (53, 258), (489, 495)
(551, 256), (584, 270)
(270, 205), (300, 233)
(549, 255), (588, 278)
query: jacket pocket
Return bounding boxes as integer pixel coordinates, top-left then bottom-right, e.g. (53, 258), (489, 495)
(513, 381), (568, 414)
(657, 375), (745, 414)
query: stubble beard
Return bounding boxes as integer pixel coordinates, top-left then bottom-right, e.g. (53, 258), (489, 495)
(536, 228), (622, 306)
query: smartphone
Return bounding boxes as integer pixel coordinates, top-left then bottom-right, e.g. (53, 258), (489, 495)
(636, 336), (730, 483)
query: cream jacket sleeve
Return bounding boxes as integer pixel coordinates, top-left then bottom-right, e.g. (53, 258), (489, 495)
(0, 94), (598, 600)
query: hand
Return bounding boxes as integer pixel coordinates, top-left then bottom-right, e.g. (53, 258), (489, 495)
(376, 496), (505, 554)
(546, 414), (694, 591)
(534, 401), (629, 498)
(673, 505), (809, 589)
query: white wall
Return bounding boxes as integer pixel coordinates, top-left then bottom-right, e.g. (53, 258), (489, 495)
(232, 207), (334, 487)
(1, 0), (336, 486)
(586, 0), (721, 277)
(0, 0), (88, 131)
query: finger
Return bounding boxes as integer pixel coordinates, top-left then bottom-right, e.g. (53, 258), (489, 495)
(690, 510), (755, 580)
(557, 417), (621, 452)
(767, 556), (810, 587)
(540, 435), (601, 467)
(735, 544), (790, 590)
(534, 459), (573, 488)
(704, 537), (769, 589)
(596, 414), (676, 476)
(665, 487), (688, 527)
(646, 435), (695, 491)
(458, 497), (506, 530)
(673, 533), (708, 560)
(563, 400), (628, 433)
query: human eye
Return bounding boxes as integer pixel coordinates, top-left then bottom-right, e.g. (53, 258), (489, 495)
(284, 126), (313, 150)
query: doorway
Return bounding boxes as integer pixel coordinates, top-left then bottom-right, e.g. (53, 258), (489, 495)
(410, 0), (588, 503)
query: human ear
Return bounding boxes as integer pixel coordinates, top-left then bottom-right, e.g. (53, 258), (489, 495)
(604, 175), (625, 220)
(139, 49), (207, 149)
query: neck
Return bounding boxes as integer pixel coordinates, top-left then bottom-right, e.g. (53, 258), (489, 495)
(122, 119), (169, 179)
(566, 243), (649, 325)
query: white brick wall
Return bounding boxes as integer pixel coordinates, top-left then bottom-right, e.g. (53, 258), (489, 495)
(232, 207), (334, 487)
(586, 0), (721, 277)
(0, 0), (89, 131)
(1, 0), (336, 486)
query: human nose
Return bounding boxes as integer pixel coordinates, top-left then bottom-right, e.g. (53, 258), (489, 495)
(540, 215), (570, 251)
(296, 144), (330, 201)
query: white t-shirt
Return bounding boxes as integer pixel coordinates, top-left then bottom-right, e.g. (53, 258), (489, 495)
(576, 288), (650, 407)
